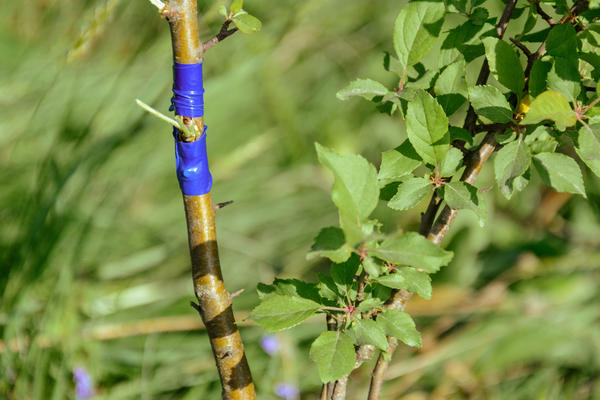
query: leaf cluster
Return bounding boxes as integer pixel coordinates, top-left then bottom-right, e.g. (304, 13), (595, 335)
(251, 0), (600, 385)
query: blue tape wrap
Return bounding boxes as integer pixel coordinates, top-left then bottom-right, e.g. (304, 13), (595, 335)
(174, 126), (213, 195)
(170, 62), (204, 117)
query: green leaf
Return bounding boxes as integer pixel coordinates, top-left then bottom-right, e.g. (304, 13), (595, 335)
(351, 319), (389, 351)
(434, 57), (467, 115)
(378, 140), (422, 187)
(357, 297), (384, 313)
(367, 232), (453, 273)
(310, 331), (356, 382)
(524, 126), (558, 154)
(337, 78), (389, 101)
(546, 25), (577, 58)
(230, 0), (243, 14)
(331, 255), (360, 292)
(316, 143), (379, 244)
(547, 57), (581, 103)
(469, 7), (489, 25)
(449, 126), (473, 145)
(388, 177), (431, 211)
(393, 2), (445, 67)
(257, 279), (325, 304)
(468, 85), (513, 123)
(494, 137), (531, 199)
(574, 124), (600, 178)
(434, 58), (468, 116)
(521, 90), (576, 131)
(218, 5), (228, 17)
(378, 309), (421, 347)
(529, 60), (551, 97)
(443, 181), (487, 226)
(232, 12), (262, 33)
(439, 147), (464, 177)
(251, 295), (321, 331)
(308, 227), (351, 263)
(533, 152), (586, 197)
(482, 37), (525, 94)
(406, 90), (450, 166)
(376, 267), (432, 300)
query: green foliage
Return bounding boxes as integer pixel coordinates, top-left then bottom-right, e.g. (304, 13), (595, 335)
(406, 90), (450, 167)
(494, 137), (531, 199)
(310, 331), (356, 382)
(393, 2), (445, 68)
(521, 91), (577, 131)
(251, 295), (321, 331)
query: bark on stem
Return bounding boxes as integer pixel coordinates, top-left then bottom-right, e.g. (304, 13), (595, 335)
(165, 1), (255, 399)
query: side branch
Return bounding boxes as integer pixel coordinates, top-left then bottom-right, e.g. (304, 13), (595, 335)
(203, 20), (239, 53)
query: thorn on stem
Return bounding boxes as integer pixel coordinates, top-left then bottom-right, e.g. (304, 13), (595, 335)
(190, 301), (203, 315)
(215, 200), (234, 211)
(230, 289), (245, 299)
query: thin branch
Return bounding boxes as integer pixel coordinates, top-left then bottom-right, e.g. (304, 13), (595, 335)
(510, 38), (532, 57)
(533, 0), (556, 25)
(203, 20), (239, 53)
(419, 192), (442, 236)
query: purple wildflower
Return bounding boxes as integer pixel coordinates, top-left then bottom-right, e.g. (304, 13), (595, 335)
(260, 335), (280, 355)
(73, 367), (94, 400)
(275, 383), (299, 399)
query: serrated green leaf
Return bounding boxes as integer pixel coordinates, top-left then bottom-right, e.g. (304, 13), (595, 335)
(524, 126), (558, 154)
(257, 278), (321, 301)
(434, 58), (468, 116)
(367, 232), (453, 273)
(357, 297), (384, 313)
(439, 147), (464, 177)
(318, 273), (339, 302)
(574, 124), (600, 177)
(310, 331), (356, 382)
(388, 177), (431, 211)
(449, 126), (473, 145)
(378, 140), (422, 186)
(337, 78), (389, 101)
(546, 25), (577, 58)
(547, 57), (581, 103)
(469, 7), (489, 25)
(308, 227), (351, 263)
(533, 152), (586, 197)
(378, 309), (421, 347)
(521, 90), (576, 131)
(316, 143), (379, 244)
(406, 90), (450, 166)
(529, 60), (551, 97)
(232, 12), (262, 33)
(362, 257), (382, 278)
(376, 267), (432, 299)
(443, 181), (487, 226)
(468, 85), (513, 123)
(251, 295), (321, 331)
(331, 255), (360, 290)
(482, 37), (524, 94)
(393, 2), (445, 67)
(494, 137), (531, 199)
(351, 319), (389, 351)
(230, 0), (243, 14)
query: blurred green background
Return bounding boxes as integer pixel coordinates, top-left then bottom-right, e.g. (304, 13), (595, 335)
(1, 0), (599, 399)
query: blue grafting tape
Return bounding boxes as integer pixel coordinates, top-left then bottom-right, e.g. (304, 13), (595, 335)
(170, 62), (204, 117)
(174, 126), (213, 195)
